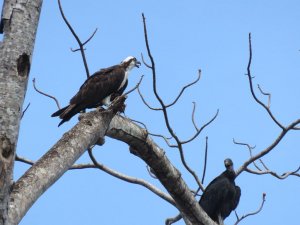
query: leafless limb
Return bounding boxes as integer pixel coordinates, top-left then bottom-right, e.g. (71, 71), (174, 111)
(257, 84), (271, 109)
(137, 86), (162, 111)
(141, 52), (152, 69)
(245, 165), (300, 179)
(21, 103), (30, 119)
(166, 70), (201, 108)
(234, 193), (266, 225)
(123, 75), (144, 96)
(71, 28), (98, 52)
(236, 118), (300, 176)
(233, 139), (261, 171)
(191, 102), (198, 131)
(236, 33), (300, 176)
(15, 154), (96, 170)
(181, 109), (219, 145)
(142, 13), (217, 191)
(128, 117), (175, 148)
(87, 148), (176, 206)
(246, 33), (283, 129)
(201, 136), (209, 184)
(32, 78), (61, 109)
(58, 0), (98, 78)
(137, 70), (201, 110)
(71, 47), (86, 53)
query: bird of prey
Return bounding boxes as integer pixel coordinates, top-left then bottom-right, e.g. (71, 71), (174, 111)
(199, 158), (241, 225)
(51, 56), (141, 126)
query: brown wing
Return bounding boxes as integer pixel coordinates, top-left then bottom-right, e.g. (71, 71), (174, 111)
(70, 65), (125, 109)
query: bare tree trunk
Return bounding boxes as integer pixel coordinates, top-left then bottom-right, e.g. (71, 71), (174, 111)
(0, 0), (43, 224)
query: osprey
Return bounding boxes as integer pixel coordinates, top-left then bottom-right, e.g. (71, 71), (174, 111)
(51, 56), (141, 126)
(199, 158), (241, 225)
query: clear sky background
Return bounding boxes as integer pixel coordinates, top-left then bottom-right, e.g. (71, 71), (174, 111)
(2, 0), (299, 225)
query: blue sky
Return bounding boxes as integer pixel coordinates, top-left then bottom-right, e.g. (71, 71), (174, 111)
(3, 0), (299, 224)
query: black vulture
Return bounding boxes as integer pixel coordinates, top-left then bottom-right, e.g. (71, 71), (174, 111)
(199, 158), (241, 225)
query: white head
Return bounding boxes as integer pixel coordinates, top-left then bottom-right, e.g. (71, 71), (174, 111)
(121, 56), (141, 71)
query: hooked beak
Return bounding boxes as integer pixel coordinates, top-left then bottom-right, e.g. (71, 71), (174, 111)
(135, 60), (141, 68)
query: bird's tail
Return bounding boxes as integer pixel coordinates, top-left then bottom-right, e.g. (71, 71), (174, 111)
(51, 104), (79, 127)
(51, 106), (69, 117)
(218, 214), (224, 225)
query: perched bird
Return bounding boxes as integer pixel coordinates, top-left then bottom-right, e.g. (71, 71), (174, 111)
(199, 158), (241, 225)
(52, 56), (141, 126)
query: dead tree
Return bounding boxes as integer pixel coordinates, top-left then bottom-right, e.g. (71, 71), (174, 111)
(0, 0), (43, 224)
(0, 1), (299, 225)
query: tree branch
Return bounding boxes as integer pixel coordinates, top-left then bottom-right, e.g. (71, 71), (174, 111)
(201, 137), (209, 184)
(236, 118), (300, 176)
(233, 139), (261, 171)
(8, 108), (118, 224)
(87, 148), (175, 206)
(15, 154), (97, 170)
(257, 84), (271, 109)
(166, 70), (201, 108)
(246, 33), (284, 129)
(33, 78), (61, 109)
(57, 0), (96, 78)
(142, 13), (214, 191)
(234, 193), (266, 225)
(107, 114), (217, 225)
(245, 166), (300, 179)
(21, 102), (30, 119)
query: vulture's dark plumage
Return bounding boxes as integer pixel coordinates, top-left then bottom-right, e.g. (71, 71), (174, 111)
(199, 158), (241, 225)
(51, 56), (141, 126)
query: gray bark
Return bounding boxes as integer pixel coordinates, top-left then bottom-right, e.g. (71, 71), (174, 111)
(8, 112), (216, 225)
(0, 0), (43, 224)
(107, 116), (216, 225)
(8, 110), (116, 225)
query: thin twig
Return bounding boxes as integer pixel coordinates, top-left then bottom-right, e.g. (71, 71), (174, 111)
(141, 52), (152, 69)
(123, 75), (144, 96)
(71, 47), (86, 52)
(246, 33), (284, 129)
(130, 118), (175, 147)
(87, 148), (175, 206)
(245, 166), (300, 179)
(142, 13), (204, 190)
(58, 0), (93, 78)
(201, 137), (208, 184)
(236, 118), (300, 176)
(15, 154), (96, 170)
(233, 139), (261, 171)
(181, 109), (219, 145)
(191, 102), (198, 132)
(32, 78), (61, 109)
(166, 70), (201, 108)
(234, 193), (266, 225)
(257, 84), (271, 109)
(138, 86), (162, 110)
(21, 103), (31, 119)
(71, 28), (98, 52)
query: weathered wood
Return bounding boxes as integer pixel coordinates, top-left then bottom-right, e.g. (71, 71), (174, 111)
(0, 0), (43, 224)
(107, 115), (217, 225)
(8, 110), (115, 225)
